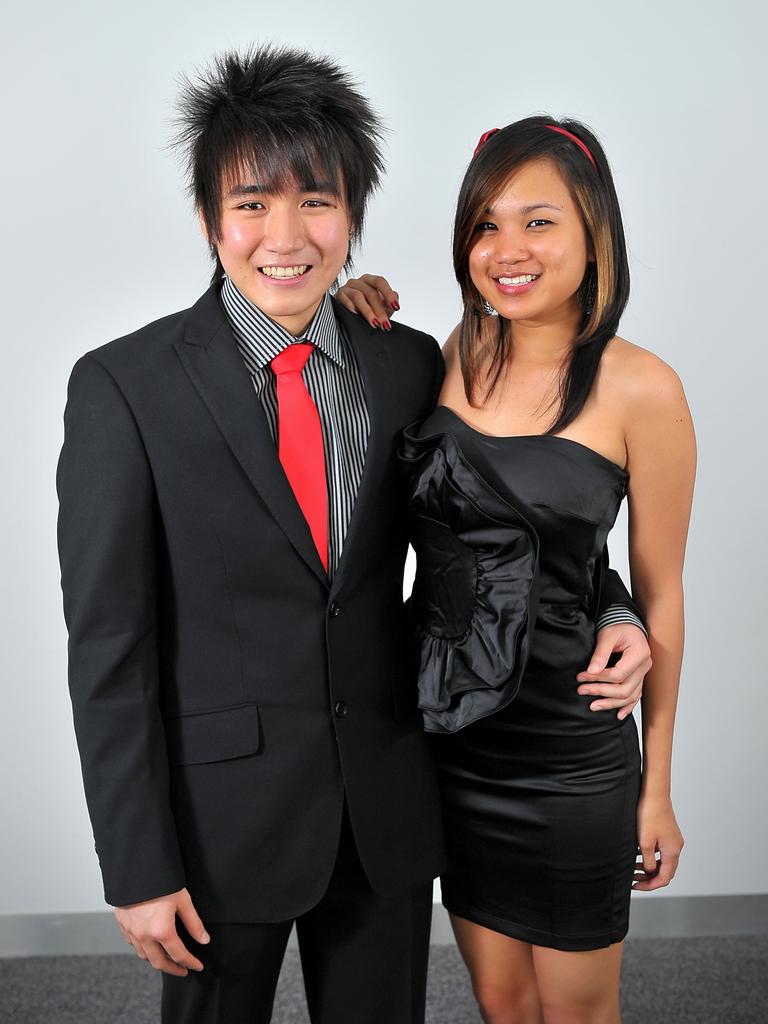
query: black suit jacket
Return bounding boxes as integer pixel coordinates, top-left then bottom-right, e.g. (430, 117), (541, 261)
(57, 284), (640, 922)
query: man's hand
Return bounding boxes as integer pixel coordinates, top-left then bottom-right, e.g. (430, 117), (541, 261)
(576, 623), (652, 720)
(115, 887), (209, 976)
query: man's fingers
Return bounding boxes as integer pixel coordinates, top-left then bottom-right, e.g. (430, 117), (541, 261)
(577, 658), (649, 684)
(578, 663), (646, 714)
(577, 666), (627, 684)
(178, 893), (210, 947)
(584, 636), (613, 674)
(163, 936), (205, 973)
(113, 889), (207, 974)
(116, 920), (147, 960)
(120, 927), (202, 974)
(617, 698), (641, 720)
(143, 939), (189, 977)
(578, 667), (643, 694)
(588, 695), (641, 712)
(581, 678), (642, 697)
(579, 678), (643, 700)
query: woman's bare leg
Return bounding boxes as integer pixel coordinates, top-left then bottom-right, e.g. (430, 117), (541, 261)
(532, 942), (624, 1024)
(450, 913), (544, 1024)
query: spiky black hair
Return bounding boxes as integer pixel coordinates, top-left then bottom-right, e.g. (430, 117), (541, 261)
(172, 44), (386, 279)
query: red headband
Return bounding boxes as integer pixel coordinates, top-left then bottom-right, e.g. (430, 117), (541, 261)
(472, 128), (500, 156)
(545, 126), (598, 170)
(472, 124), (597, 171)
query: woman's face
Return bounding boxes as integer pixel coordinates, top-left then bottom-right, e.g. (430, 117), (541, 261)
(468, 157), (592, 325)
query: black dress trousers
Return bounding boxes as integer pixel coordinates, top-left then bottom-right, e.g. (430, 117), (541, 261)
(161, 808), (434, 1024)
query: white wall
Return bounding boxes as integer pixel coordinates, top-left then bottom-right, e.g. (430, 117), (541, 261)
(2, 0), (765, 913)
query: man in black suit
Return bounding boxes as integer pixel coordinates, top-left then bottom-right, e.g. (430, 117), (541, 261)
(57, 46), (650, 1024)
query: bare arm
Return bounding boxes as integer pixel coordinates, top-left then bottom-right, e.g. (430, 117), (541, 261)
(623, 352), (696, 888)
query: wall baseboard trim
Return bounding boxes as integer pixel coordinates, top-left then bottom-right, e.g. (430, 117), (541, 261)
(1, 895), (766, 958)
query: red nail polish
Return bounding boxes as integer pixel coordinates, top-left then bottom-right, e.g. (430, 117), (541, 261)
(391, 301), (400, 311)
(371, 319), (380, 328)
(383, 320), (391, 331)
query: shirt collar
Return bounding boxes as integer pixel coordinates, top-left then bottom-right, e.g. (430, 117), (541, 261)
(220, 275), (345, 372)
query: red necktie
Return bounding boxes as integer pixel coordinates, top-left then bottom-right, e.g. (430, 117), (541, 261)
(270, 343), (328, 572)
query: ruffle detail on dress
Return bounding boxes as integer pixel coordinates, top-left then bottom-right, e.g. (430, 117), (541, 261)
(400, 424), (541, 734)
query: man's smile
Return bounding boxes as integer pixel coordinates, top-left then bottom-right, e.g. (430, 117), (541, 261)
(259, 264), (311, 278)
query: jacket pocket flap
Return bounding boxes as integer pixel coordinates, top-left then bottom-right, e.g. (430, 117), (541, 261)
(165, 704), (261, 766)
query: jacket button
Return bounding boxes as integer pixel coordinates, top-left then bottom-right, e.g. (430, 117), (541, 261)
(334, 700), (348, 718)
(329, 602), (342, 618)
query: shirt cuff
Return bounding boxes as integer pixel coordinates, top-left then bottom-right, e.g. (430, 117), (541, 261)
(595, 604), (648, 636)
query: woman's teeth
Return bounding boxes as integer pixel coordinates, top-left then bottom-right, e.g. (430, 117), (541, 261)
(260, 265), (308, 278)
(498, 274), (539, 285)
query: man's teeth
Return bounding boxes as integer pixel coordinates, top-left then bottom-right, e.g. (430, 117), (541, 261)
(498, 274), (539, 285)
(260, 265), (308, 278)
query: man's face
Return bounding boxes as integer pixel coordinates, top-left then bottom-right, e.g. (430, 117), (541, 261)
(210, 175), (352, 336)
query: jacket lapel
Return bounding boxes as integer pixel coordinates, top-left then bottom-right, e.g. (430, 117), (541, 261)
(173, 286), (328, 586)
(330, 300), (396, 597)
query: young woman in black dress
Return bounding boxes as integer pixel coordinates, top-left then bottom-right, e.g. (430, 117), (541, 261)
(338, 117), (695, 1023)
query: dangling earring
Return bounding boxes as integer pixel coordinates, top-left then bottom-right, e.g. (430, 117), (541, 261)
(482, 298), (499, 317)
(582, 268), (597, 320)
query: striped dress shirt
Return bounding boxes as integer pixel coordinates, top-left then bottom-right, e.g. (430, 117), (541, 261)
(220, 276), (644, 634)
(221, 275), (369, 578)
(595, 604), (645, 634)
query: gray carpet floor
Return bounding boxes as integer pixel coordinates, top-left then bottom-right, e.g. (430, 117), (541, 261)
(1, 937), (767, 1023)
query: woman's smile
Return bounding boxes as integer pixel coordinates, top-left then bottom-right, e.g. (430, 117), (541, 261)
(492, 272), (542, 297)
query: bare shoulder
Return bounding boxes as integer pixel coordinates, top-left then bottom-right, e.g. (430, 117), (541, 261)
(435, 323), (467, 405)
(442, 323), (462, 370)
(601, 335), (688, 415)
(442, 323), (461, 355)
(602, 337), (695, 477)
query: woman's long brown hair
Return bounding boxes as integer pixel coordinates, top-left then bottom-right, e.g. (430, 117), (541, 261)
(453, 116), (630, 434)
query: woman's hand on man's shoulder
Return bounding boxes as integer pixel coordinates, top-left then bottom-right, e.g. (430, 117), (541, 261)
(335, 273), (399, 330)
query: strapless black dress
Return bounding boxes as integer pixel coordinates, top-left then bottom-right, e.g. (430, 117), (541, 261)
(400, 406), (641, 951)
